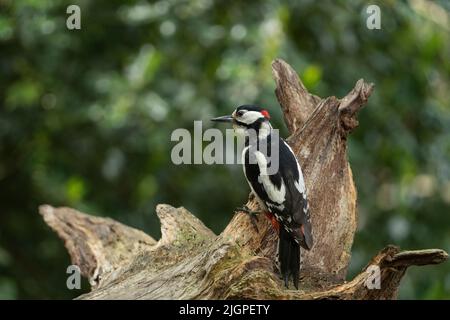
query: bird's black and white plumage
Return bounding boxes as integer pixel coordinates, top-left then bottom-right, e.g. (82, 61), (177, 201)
(212, 105), (313, 289)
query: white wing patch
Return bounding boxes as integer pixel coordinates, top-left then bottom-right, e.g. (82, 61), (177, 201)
(294, 176), (305, 194)
(283, 141), (306, 195)
(254, 151), (286, 204)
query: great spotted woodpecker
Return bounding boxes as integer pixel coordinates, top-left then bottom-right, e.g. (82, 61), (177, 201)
(212, 105), (313, 289)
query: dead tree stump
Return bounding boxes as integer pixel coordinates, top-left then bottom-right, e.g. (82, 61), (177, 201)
(39, 59), (447, 299)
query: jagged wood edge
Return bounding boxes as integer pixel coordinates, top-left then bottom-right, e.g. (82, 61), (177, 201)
(39, 204), (447, 299)
(39, 59), (447, 299)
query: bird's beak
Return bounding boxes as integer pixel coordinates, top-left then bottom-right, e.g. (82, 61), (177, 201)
(211, 115), (233, 123)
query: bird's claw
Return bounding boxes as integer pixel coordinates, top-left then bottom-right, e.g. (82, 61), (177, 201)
(235, 205), (250, 214)
(235, 205), (260, 232)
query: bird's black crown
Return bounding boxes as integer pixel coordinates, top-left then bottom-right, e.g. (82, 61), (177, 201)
(236, 105), (264, 112)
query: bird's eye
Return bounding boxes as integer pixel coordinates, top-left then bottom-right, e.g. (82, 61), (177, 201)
(236, 111), (245, 117)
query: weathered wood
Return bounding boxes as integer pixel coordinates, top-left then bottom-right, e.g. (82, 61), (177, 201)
(39, 204), (156, 288)
(272, 59), (318, 133)
(39, 59), (447, 299)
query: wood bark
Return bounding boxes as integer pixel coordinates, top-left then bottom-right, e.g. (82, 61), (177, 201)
(39, 59), (447, 299)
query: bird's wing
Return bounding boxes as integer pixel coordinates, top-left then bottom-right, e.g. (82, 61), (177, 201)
(244, 138), (313, 250)
(278, 139), (313, 249)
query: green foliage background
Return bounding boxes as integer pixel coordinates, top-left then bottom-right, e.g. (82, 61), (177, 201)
(0, 0), (449, 299)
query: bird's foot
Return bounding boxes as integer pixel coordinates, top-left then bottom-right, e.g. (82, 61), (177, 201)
(235, 205), (261, 232)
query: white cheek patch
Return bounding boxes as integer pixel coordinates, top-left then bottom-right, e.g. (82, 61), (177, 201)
(240, 111), (263, 124)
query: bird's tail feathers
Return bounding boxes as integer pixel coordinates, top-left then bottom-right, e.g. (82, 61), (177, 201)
(279, 227), (300, 289)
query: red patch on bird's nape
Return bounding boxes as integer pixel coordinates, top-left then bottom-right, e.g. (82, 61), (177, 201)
(261, 109), (270, 120)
